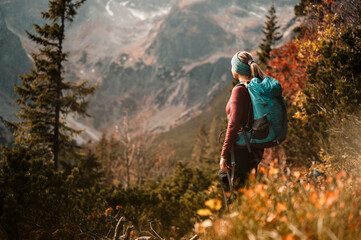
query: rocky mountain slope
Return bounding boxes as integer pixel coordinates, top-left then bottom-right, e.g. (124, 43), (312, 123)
(0, 7), (32, 145)
(0, 0), (299, 145)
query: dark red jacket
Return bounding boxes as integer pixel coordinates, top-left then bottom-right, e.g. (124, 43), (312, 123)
(221, 84), (252, 159)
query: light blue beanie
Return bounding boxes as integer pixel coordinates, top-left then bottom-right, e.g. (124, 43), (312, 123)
(231, 52), (251, 76)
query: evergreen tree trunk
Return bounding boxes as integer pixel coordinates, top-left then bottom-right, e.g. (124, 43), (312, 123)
(53, 6), (66, 170)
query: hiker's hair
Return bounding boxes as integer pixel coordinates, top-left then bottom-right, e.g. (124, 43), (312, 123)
(238, 51), (265, 80)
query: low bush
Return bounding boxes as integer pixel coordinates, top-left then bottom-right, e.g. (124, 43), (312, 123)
(197, 161), (361, 239)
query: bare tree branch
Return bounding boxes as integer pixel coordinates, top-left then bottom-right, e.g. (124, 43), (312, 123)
(190, 234), (199, 240)
(120, 225), (133, 240)
(150, 222), (164, 240)
(113, 216), (126, 240)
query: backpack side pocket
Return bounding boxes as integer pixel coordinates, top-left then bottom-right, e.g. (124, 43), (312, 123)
(251, 114), (270, 140)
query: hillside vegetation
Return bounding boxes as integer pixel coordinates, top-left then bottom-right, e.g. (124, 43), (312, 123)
(1, 0), (361, 239)
(154, 81), (232, 162)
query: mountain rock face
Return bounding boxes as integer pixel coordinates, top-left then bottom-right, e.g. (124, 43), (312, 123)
(0, 8), (31, 99)
(0, 6), (33, 145)
(0, 0), (48, 47)
(147, 5), (236, 67)
(0, 0), (299, 143)
(85, 0), (299, 133)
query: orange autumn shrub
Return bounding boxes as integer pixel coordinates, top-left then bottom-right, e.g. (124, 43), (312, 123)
(198, 160), (361, 239)
(266, 41), (307, 101)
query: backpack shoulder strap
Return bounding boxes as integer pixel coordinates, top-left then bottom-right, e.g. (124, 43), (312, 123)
(230, 82), (253, 153)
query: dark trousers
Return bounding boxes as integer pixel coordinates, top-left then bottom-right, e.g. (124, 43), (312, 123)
(219, 148), (264, 196)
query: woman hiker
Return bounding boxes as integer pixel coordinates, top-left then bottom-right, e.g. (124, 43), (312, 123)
(219, 51), (265, 205)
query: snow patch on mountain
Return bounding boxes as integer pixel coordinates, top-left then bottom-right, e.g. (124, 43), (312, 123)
(67, 115), (101, 145)
(120, 1), (129, 7)
(105, 0), (114, 16)
(127, 7), (171, 20)
(250, 11), (263, 18)
(128, 8), (146, 20)
(259, 6), (267, 12)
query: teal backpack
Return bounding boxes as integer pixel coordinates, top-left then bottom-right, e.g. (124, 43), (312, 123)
(234, 76), (288, 151)
(224, 76), (287, 208)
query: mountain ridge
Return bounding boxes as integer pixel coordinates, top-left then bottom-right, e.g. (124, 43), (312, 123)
(0, 0), (299, 146)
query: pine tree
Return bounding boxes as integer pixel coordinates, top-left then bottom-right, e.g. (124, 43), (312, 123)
(257, 4), (283, 68)
(96, 131), (109, 163)
(203, 116), (221, 166)
(96, 130), (114, 185)
(0, 145), (108, 239)
(76, 150), (104, 188)
(6, 0), (96, 170)
(191, 122), (208, 165)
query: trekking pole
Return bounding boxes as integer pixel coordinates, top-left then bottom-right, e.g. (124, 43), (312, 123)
(225, 147), (236, 210)
(222, 185), (230, 212)
(230, 147), (236, 199)
(227, 171), (233, 197)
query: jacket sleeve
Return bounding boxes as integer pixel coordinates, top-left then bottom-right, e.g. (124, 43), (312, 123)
(221, 85), (251, 159)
